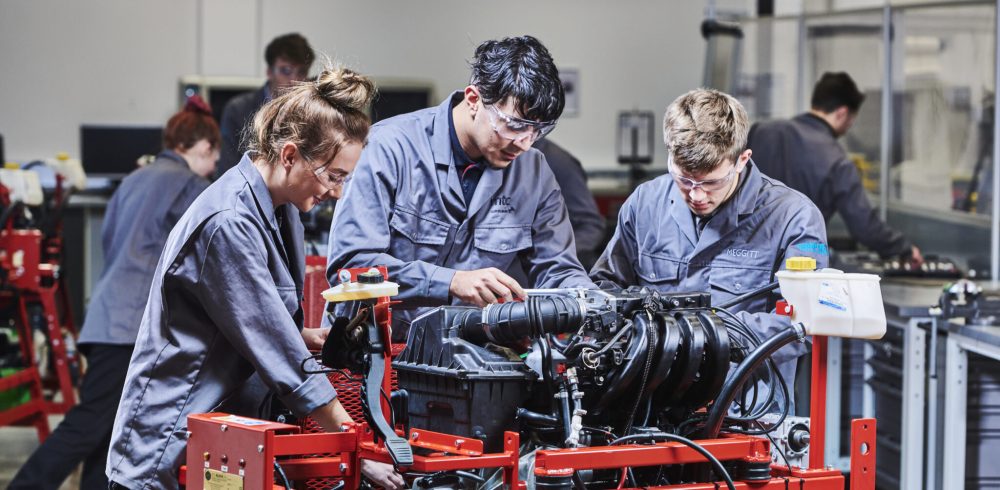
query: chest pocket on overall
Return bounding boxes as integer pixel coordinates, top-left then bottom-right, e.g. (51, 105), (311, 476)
(389, 207), (451, 264)
(635, 252), (681, 288)
(709, 265), (770, 310)
(473, 225), (532, 269)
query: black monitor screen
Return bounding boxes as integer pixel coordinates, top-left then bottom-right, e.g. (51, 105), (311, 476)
(207, 87), (256, 125)
(80, 125), (163, 175)
(371, 89), (432, 123)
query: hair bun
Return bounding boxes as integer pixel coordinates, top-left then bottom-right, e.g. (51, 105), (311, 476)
(184, 95), (213, 116)
(315, 67), (375, 112)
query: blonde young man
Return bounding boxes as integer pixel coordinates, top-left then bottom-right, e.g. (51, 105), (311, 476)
(591, 89), (829, 406)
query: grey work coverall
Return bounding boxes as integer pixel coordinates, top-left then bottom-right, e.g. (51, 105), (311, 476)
(591, 161), (829, 394)
(327, 93), (594, 339)
(106, 155), (336, 489)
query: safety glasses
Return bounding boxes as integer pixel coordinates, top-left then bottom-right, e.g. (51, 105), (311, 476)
(668, 158), (737, 193)
(485, 104), (556, 143)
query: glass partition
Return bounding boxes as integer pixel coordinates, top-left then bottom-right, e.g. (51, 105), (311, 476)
(805, 11), (887, 224)
(890, 3), (994, 274)
(737, 17), (803, 121)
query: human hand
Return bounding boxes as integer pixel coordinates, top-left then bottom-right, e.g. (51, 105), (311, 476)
(360, 459), (405, 489)
(449, 268), (525, 307)
(300, 327), (331, 351)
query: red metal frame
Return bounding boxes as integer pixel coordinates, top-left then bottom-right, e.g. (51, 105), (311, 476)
(0, 177), (80, 440)
(185, 267), (877, 489)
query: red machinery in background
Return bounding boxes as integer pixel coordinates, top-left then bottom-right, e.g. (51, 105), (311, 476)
(185, 264), (877, 490)
(0, 168), (80, 441)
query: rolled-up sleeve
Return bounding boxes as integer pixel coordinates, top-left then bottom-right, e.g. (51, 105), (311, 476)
(327, 134), (457, 304)
(196, 215), (336, 416)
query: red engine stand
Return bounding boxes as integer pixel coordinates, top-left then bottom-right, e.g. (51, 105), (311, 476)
(186, 265), (877, 489)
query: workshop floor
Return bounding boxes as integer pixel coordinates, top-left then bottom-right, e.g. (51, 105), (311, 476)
(0, 414), (81, 489)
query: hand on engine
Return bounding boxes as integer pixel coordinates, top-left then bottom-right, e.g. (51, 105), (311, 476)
(300, 327), (331, 351)
(361, 459), (405, 489)
(450, 268), (525, 307)
(910, 245), (924, 267)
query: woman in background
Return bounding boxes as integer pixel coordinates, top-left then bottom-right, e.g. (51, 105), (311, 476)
(10, 97), (220, 490)
(105, 65), (403, 490)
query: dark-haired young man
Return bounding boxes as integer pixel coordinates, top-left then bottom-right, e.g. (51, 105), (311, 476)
(327, 35), (594, 339)
(749, 72), (920, 262)
(217, 33), (315, 177)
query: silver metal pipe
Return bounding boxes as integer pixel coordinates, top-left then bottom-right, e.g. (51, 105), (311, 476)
(879, 4), (893, 222)
(992, 0), (1000, 285)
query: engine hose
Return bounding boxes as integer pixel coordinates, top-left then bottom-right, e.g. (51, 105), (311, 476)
(699, 325), (803, 439)
(516, 408), (560, 427)
(0, 201), (25, 228)
(715, 281), (780, 310)
(460, 295), (585, 345)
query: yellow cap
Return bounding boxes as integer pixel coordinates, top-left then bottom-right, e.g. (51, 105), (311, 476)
(786, 256), (817, 271)
(4, 162), (19, 169)
(56, 152), (70, 161)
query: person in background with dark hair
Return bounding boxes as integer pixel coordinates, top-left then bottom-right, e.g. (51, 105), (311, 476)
(748, 72), (921, 262)
(327, 35), (595, 339)
(9, 96), (220, 490)
(532, 139), (605, 268)
(217, 32), (315, 178)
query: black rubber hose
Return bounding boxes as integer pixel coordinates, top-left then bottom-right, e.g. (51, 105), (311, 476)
(459, 295), (585, 344)
(608, 432), (736, 490)
(700, 325), (801, 439)
(715, 281), (780, 310)
(0, 201), (25, 228)
(516, 408), (560, 427)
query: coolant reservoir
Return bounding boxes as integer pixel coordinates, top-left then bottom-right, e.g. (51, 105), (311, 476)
(775, 257), (886, 339)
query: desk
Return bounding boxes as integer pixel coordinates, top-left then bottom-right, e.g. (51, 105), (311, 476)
(863, 281), (941, 489)
(942, 323), (1000, 490)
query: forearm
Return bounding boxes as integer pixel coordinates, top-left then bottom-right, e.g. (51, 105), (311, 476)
(308, 397), (354, 432)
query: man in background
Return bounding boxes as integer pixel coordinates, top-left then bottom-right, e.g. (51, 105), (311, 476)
(748, 72), (921, 262)
(217, 33), (315, 177)
(533, 139), (605, 268)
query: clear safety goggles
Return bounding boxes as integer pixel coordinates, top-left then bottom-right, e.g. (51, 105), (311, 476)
(485, 104), (556, 143)
(668, 158), (737, 193)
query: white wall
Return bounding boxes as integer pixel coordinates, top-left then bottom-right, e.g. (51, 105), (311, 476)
(0, 0), (740, 171)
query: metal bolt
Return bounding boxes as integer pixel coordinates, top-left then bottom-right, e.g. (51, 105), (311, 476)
(339, 463), (348, 473)
(220, 424), (228, 432)
(411, 433), (419, 441)
(257, 445), (264, 453)
(454, 439), (464, 449)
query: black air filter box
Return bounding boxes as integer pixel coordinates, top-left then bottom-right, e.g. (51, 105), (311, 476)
(393, 307), (534, 452)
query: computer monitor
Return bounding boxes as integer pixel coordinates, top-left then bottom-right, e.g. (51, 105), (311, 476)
(371, 87), (433, 123)
(80, 125), (163, 176)
(179, 76), (263, 126)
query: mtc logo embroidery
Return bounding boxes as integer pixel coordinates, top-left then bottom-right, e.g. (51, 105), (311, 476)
(491, 195), (515, 214)
(725, 248), (760, 259)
